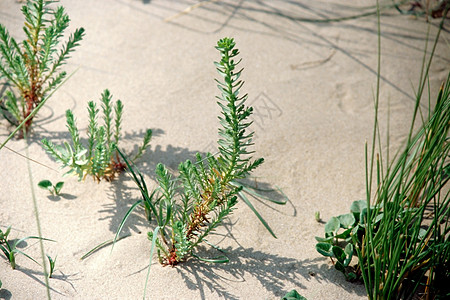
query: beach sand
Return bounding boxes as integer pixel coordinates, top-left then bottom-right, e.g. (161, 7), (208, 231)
(0, 0), (449, 299)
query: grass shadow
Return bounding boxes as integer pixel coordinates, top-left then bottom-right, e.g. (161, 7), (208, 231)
(175, 245), (366, 299)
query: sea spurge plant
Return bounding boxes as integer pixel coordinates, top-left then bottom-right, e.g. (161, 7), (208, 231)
(0, 0), (84, 136)
(41, 89), (152, 182)
(116, 37), (269, 267)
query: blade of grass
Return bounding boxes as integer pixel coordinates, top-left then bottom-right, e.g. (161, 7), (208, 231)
(143, 226), (160, 300)
(237, 190), (277, 238)
(25, 132), (51, 299)
(81, 233), (131, 260)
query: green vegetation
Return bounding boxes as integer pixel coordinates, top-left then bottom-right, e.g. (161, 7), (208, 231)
(0, 226), (54, 269)
(38, 179), (64, 196)
(41, 89), (152, 182)
(0, 0), (84, 137)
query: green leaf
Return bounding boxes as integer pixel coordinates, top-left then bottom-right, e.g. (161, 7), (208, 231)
(237, 189), (277, 238)
(37, 180), (52, 191)
(192, 253), (229, 263)
(324, 217), (340, 236)
(350, 200), (367, 214)
(143, 226), (160, 299)
(54, 182), (64, 195)
(281, 289), (307, 300)
(337, 213), (355, 229)
(332, 246), (346, 263)
(46, 254), (56, 278)
(314, 236), (334, 243)
(316, 242), (333, 257)
(343, 243), (353, 267)
(334, 228), (352, 240)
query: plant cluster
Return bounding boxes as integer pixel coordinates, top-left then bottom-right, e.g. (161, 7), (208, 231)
(116, 37), (272, 268)
(0, 0), (84, 137)
(41, 89), (152, 182)
(0, 226), (54, 270)
(316, 72), (450, 298)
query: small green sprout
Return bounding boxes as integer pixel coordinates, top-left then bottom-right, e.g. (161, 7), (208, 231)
(314, 211), (321, 222)
(38, 180), (64, 196)
(281, 289), (307, 300)
(46, 254), (56, 278)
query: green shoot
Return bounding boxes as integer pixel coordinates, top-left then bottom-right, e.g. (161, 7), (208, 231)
(0, 0), (84, 137)
(41, 89), (152, 182)
(114, 38), (283, 278)
(45, 254), (56, 278)
(281, 289), (308, 300)
(38, 179), (64, 196)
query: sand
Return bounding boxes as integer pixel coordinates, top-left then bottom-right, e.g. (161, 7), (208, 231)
(0, 0), (449, 299)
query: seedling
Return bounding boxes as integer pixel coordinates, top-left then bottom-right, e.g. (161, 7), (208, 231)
(315, 200), (367, 281)
(41, 89), (152, 182)
(314, 211), (321, 222)
(46, 254), (56, 278)
(38, 179), (64, 196)
(282, 290), (307, 300)
(0, 226), (54, 269)
(0, 0), (84, 137)
(115, 38), (283, 279)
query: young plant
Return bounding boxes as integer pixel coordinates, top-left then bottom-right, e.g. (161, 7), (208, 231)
(282, 290), (307, 300)
(46, 254), (56, 278)
(38, 179), (64, 196)
(315, 200), (372, 282)
(0, 226), (54, 269)
(41, 89), (152, 182)
(115, 37), (281, 273)
(0, 0), (85, 137)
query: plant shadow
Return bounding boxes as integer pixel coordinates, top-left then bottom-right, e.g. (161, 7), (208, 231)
(0, 288), (12, 300)
(160, 0), (448, 105)
(8, 265), (80, 298)
(174, 245), (366, 299)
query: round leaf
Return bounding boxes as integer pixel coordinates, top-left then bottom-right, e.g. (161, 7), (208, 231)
(316, 242), (333, 257)
(325, 217), (340, 236)
(338, 213), (356, 229)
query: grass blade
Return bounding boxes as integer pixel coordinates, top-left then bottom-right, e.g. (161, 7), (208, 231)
(143, 226), (160, 300)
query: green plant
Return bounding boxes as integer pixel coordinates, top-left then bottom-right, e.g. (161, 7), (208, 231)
(316, 73), (450, 300)
(0, 0), (84, 137)
(117, 37), (267, 269)
(46, 254), (56, 278)
(281, 289), (307, 300)
(355, 72), (450, 299)
(0, 226), (54, 269)
(41, 89), (152, 182)
(112, 39), (286, 299)
(315, 199), (390, 282)
(316, 6), (450, 296)
(38, 179), (64, 195)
